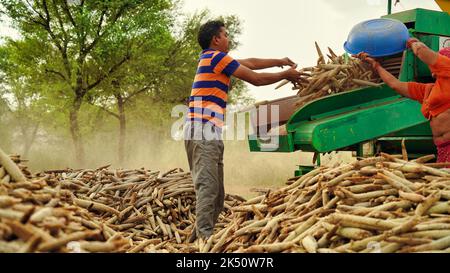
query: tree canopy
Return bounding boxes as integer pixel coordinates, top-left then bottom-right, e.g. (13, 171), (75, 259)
(0, 0), (253, 168)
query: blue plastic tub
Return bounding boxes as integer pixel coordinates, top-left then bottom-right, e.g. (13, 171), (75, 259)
(344, 18), (410, 57)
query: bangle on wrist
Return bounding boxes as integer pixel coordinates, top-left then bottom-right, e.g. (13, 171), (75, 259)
(407, 39), (419, 48)
(413, 43), (426, 54)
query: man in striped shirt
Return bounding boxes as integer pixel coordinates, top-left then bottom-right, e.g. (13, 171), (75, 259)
(185, 20), (302, 243)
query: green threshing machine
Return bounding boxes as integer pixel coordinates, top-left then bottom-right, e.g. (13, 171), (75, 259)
(247, 8), (450, 176)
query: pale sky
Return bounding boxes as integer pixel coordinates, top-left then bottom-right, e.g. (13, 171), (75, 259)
(183, 0), (441, 102)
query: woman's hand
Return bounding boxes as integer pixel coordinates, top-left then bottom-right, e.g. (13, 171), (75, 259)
(353, 52), (380, 70)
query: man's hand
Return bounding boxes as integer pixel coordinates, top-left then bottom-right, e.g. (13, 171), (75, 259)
(282, 66), (302, 82)
(353, 52), (380, 70)
(278, 57), (296, 68)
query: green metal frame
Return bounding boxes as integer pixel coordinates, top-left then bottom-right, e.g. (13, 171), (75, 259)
(383, 9), (450, 36)
(249, 85), (428, 153)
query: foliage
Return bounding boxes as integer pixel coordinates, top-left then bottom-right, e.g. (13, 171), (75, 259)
(0, 1), (254, 166)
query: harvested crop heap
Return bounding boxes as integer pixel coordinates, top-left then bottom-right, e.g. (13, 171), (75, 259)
(0, 149), (243, 253)
(202, 153), (450, 253)
(277, 42), (384, 108)
(0, 149), (30, 183)
(2, 146), (450, 253)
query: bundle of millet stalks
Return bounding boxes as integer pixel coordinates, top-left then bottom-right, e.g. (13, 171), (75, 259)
(276, 42), (384, 108)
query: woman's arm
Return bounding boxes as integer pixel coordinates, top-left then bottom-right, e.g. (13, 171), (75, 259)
(355, 53), (410, 98)
(407, 38), (439, 67)
(374, 63), (410, 97)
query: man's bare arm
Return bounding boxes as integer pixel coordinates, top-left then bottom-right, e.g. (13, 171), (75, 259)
(236, 57), (295, 70)
(233, 64), (301, 86)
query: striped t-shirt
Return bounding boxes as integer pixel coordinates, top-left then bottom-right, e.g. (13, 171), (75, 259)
(187, 49), (240, 129)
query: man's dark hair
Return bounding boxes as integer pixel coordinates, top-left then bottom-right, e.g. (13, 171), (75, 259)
(198, 20), (225, 50)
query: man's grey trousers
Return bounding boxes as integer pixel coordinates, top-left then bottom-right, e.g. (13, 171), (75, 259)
(184, 123), (224, 239)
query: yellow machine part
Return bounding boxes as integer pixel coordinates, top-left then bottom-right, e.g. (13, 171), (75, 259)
(436, 0), (450, 13)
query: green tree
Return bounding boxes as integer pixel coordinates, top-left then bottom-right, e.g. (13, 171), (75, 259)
(0, 92), (12, 150)
(0, 2), (254, 168)
(1, 0), (174, 165)
(0, 39), (51, 156)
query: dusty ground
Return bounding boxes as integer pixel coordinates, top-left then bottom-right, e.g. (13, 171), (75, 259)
(20, 135), (356, 200)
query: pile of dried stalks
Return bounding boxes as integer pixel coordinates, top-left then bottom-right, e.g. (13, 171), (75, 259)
(2, 145), (450, 253)
(0, 148), (243, 253)
(199, 153), (450, 253)
(276, 42), (383, 108)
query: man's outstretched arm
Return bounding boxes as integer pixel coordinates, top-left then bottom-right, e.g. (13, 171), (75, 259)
(233, 64), (301, 86)
(237, 57), (295, 70)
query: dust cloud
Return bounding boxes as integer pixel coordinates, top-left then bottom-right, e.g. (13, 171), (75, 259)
(3, 125), (355, 199)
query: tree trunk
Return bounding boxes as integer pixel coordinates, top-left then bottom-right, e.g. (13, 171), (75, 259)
(17, 100), (39, 157)
(117, 94), (126, 166)
(69, 96), (85, 166)
(22, 123), (40, 158)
